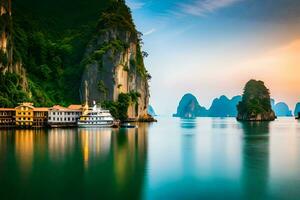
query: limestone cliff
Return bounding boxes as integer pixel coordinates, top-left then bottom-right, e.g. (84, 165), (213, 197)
(80, 0), (150, 120)
(0, 0), (28, 91)
(272, 102), (292, 117)
(208, 95), (242, 117)
(237, 80), (276, 121)
(173, 93), (208, 118)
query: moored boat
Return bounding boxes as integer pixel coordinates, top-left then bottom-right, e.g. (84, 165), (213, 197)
(120, 123), (138, 128)
(77, 102), (114, 128)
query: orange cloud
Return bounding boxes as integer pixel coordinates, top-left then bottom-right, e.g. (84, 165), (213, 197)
(237, 39), (300, 107)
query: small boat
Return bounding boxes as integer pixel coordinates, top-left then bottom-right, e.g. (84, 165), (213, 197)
(120, 123), (138, 128)
(78, 102), (114, 128)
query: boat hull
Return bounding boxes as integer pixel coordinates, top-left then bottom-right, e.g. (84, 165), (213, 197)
(77, 123), (113, 128)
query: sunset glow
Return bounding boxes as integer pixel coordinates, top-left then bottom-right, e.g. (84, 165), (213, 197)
(128, 0), (300, 114)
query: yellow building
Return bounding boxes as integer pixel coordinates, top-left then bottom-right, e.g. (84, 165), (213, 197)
(15, 103), (34, 128)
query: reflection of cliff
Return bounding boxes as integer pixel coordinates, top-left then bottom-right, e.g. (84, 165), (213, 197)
(0, 126), (149, 199)
(77, 125), (148, 199)
(112, 123), (148, 199)
(180, 120), (197, 177)
(241, 122), (270, 199)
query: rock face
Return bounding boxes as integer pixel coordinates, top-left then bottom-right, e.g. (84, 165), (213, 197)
(80, 1), (150, 120)
(294, 103), (300, 118)
(208, 95), (241, 117)
(273, 102), (292, 117)
(173, 93), (208, 118)
(0, 0), (28, 90)
(1, 0), (150, 118)
(237, 80), (276, 121)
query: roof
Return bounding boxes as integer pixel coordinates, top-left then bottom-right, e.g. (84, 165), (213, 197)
(50, 105), (67, 111)
(34, 107), (49, 112)
(68, 104), (82, 110)
(0, 108), (15, 111)
(49, 105), (82, 112)
(15, 102), (34, 109)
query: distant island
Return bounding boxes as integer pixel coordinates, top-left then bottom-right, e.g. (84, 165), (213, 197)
(271, 101), (293, 117)
(148, 105), (157, 116)
(173, 92), (295, 119)
(209, 95), (241, 117)
(294, 103), (300, 117)
(173, 94), (243, 118)
(237, 80), (276, 121)
(173, 93), (208, 118)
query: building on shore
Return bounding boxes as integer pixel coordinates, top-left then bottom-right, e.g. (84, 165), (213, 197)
(0, 108), (15, 128)
(48, 105), (82, 128)
(33, 107), (48, 128)
(15, 103), (48, 128)
(0, 103), (83, 129)
(15, 102), (34, 128)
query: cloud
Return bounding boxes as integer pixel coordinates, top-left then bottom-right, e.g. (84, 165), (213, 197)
(232, 39), (300, 108)
(144, 28), (156, 36)
(127, 0), (145, 10)
(178, 0), (242, 17)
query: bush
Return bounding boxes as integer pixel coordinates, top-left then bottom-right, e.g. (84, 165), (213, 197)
(101, 91), (140, 121)
(0, 73), (30, 107)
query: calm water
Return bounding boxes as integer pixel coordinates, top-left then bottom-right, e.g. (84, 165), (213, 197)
(1, 117), (300, 200)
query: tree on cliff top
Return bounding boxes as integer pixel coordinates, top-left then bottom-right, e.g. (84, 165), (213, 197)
(237, 79), (273, 116)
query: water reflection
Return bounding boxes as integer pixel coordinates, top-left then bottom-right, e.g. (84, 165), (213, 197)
(48, 129), (76, 161)
(112, 126), (148, 197)
(180, 120), (197, 178)
(77, 128), (112, 168)
(180, 118), (197, 130)
(0, 126), (148, 200)
(2, 118), (300, 199)
(241, 122), (270, 199)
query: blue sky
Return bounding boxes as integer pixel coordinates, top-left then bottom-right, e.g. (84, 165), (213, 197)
(126, 0), (300, 115)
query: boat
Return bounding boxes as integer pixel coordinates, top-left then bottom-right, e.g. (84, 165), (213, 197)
(296, 112), (300, 120)
(77, 102), (114, 128)
(120, 123), (138, 128)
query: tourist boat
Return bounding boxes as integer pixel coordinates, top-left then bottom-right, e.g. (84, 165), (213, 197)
(77, 102), (114, 128)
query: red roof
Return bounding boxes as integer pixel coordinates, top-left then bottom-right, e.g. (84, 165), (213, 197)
(34, 107), (49, 112)
(68, 105), (82, 110)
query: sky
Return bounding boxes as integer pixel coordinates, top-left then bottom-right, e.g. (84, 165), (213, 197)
(126, 0), (300, 115)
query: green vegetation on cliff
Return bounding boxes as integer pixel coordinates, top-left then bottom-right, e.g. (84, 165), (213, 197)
(0, 73), (28, 107)
(102, 91), (140, 121)
(1, 0), (148, 108)
(237, 79), (275, 121)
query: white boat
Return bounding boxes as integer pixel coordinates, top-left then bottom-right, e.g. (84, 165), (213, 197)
(77, 102), (114, 128)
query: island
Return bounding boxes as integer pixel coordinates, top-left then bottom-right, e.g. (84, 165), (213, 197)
(237, 79), (276, 121)
(208, 95), (242, 117)
(272, 102), (293, 117)
(294, 103), (300, 119)
(173, 93), (208, 118)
